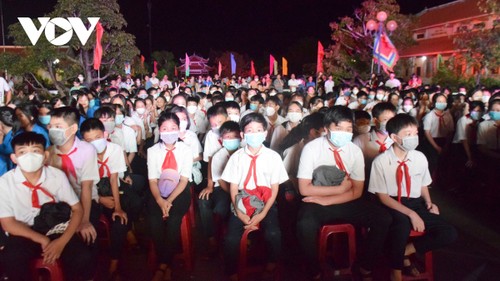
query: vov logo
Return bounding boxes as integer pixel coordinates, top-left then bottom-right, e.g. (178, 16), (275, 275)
(18, 17), (100, 46)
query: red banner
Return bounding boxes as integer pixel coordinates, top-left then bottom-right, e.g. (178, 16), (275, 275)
(153, 61), (158, 74)
(269, 55), (275, 75)
(317, 41), (325, 74)
(250, 61), (256, 76)
(93, 22), (104, 71)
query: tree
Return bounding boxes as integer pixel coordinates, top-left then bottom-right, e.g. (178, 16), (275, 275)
(325, 0), (415, 80)
(151, 50), (176, 77)
(4, 0), (139, 95)
(453, 0), (500, 85)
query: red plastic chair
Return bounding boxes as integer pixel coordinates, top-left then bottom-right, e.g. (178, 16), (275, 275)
(318, 224), (356, 277)
(98, 214), (111, 247)
(189, 185), (196, 228)
(31, 258), (64, 281)
(148, 213), (194, 271)
(402, 231), (434, 281)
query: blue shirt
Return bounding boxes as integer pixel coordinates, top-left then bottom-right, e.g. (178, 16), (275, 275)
(16, 124), (50, 148)
(0, 130), (14, 176)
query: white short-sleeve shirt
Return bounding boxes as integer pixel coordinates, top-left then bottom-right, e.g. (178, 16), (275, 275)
(423, 109), (454, 138)
(221, 146), (288, 190)
(282, 140), (304, 178)
(477, 120), (499, 151)
(180, 130), (203, 160)
(353, 129), (393, 173)
(48, 137), (100, 200)
(297, 136), (365, 182)
(203, 130), (222, 162)
(109, 127), (126, 151)
(0, 166), (80, 226)
(211, 147), (232, 187)
(368, 148), (432, 198)
(453, 115), (474, 144)
(147, 141), (193, 180)
(99, 142), (127, 178)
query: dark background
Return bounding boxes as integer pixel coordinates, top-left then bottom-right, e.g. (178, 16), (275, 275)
(2, 0), (453, 71)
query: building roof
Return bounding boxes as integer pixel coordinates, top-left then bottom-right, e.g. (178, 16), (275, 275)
(416, 0), (485, 29)
(400, 36), (458, 57)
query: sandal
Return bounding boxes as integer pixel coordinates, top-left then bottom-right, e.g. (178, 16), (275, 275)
(402, 257), (421, 277)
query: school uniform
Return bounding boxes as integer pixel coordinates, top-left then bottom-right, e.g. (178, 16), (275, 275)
(0, 130), (14, 176)
(423, 109), (454, 139)
(476, 119), (500, 193)
(477, 120), (499, 151)
(147, 141), (193, 265)
(203, 130), (222, 162)
(368, 147), (457, 269)
(96, 142), (129, 260)
(130, 112), (147, 141)
(198, 147), (232, 240)
(269, 120), (294, 153)
(296, 136), (391, 277)
(221, 145), (288, 275)
(0, 166), (93, 280)
(282, 140), (304, 178)
(353, 129), (393, 182)
(264, 115), (287, 149)
(16, 124), (50, 148)
(191, 110), (208, 135)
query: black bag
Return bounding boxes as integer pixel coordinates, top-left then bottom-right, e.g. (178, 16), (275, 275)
(96, 177), (112, 197)
(32, 202), (71, 235)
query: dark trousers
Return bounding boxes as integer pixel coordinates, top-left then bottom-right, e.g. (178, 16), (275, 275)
(386, 197), (457, 270)
(224, 205), (281, 275)
(296, 198), (392, 277)
(197, 186), (230, 239)
(101, 206), (129, 260)
(147, 187), (191, 265)
(0, 234), (94, 281)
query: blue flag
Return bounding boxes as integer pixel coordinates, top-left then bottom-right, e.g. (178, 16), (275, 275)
(230, 53), (236, 74)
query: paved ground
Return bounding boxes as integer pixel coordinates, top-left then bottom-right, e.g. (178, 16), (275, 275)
(95, 187), (500, 281)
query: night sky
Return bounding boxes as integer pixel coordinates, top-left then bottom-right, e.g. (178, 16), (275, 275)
(3, 0), (453, 70)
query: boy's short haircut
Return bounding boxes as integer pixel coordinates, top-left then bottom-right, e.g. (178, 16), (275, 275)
(354, 110), (371, 122)
(211, 94), (224, 104)
(250, 95), (265, 104)
(12, 132), (46, 150)
(187, 96), (200, 104)
(324, 105), (354, 127)
(357, 91), (368, 99)
(94, 106), (116, 119)
(266, 96), (282, 107)
(207, 103), (228, 120)
(469, 101), (485, 112)
(147, 88), (157, 95)
(194, 92), (206, 100)
(240, 112), (268, 131)
(51, 107), (80, 126)
(80, 118), (105, 135)
(489, 99), (500, 111)
(219, 121), (241, 137)
(119, 88), (130, 96)
(372, 102), (397, 119)
(386, 114), (418, 136)
(99, 91), (110, 101)
(223, 101), (240, 112)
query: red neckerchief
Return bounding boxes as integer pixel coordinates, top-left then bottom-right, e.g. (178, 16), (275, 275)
(22, 181), (55, 208)
(161, 146), (178, 171)
(57, 147), (78, 180)
(241, 152), (272, 216)
(396, 159), (411, 203)
(329, 147), (348, 176)
(98, 157), (111, 178)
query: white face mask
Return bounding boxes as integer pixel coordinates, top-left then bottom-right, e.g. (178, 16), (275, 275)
(287, 112), (302, 123)
(396, 135), (419, 151)
(16, 152), (44, 173)
(90, 138), (108, 154)
(376, 94), (385, 101)
(403, 105), (413, 113)
(103, 121), (116, 133)
(265, 106), (276, 117)
(136, 108), (146, 115)
(49, 127), (71, 146)
(229, 114), (240, 122)
(356, 124), (371, 134)
(187, 105), (197, 115)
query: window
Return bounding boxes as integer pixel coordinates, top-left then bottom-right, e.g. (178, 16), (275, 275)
(473, 22), (486, 29)
(416, 33), (425, 39)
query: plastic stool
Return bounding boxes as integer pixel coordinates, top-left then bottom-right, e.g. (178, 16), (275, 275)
(148, 213), (194, 271)
(402, 231), (433, 281)
(31, 258), (64, 281)
(318, 224), (356, 277)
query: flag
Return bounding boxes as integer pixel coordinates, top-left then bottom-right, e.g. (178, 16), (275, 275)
(124, 61), (131, 75)
(250, 60), (256, 76)
(230, 53), (236, 74)
(317, 41), (325, 74)
(437, 54), (442, 69)
(93, 21), (104, 70)
(373, 32), (399, 72)
(185, 53), (190, 77)
(153, 61), (158, 74)
(218, 61), (222, 77)
(282, 57), (288, 76)
(140, 55), (145, 68)
(269, 55), (275, 75)
(174, 65), (178, 77)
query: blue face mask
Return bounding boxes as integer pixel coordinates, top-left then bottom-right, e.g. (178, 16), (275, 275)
(115, 114), (125, 125)
(223, 138), (240, 151)
(38, 115), (51, 125)
(435, 102), (447, 111)
(344, 91), (351, 97)
(489, 111), (500, 121)
(249, 104), (258, 111)
(329, 130), (353, 148)
(360, 99), (368, 105)
(470, 111), (482, 121)
(368, 94), (375, 100)
(89, 99), (96, 108)
(244, 132), (266, 148)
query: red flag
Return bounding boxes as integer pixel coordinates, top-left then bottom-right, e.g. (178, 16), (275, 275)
(317, 41), (325, 74)
(373, 32), (399, 73)
(174, 65), (178, 77)
(153, 61), (158, 74)
(250, 61), (256, 76)
(140, 55), (145, 68)
(93, 22), (104, 71)
(269, 55), (275, 75)
(218, 61), (222, 77)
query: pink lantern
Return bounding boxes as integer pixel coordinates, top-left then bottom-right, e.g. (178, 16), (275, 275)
(387, 20), (398, 31)
(376, 11), (388, 22)
(366, 20), (377, 31)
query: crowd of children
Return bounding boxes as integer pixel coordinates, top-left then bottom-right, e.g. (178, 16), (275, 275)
(0, 72), (498, 281)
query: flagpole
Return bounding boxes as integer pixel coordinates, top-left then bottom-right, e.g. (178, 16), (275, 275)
(98, 69), (100, 84)
(377, 23), (382, 74)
